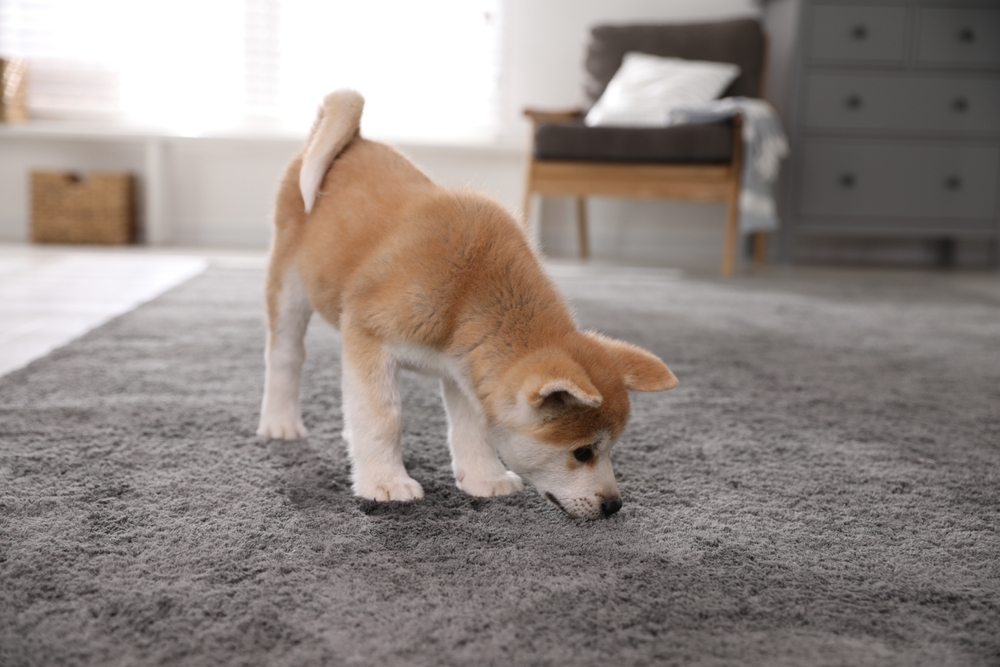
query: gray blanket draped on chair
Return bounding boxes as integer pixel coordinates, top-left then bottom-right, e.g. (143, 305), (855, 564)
(669, 97), (789, 234)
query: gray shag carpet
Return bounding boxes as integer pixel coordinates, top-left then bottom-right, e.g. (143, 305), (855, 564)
(1, 263), (999, 667)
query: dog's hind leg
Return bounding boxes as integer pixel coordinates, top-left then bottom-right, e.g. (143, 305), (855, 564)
(341, 314), (423, 501)
(258, 261), (312, 439)
(441, 378), (523, 497)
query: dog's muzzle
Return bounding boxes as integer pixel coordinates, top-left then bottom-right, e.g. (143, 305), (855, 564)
(545, 493), (623, 519)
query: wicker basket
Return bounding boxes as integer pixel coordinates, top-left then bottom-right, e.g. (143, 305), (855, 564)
(0, 58), (28, 122)
(31, 171), (136, 245)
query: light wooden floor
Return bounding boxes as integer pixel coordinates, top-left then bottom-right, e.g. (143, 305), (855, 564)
(0, 244), (265, 378)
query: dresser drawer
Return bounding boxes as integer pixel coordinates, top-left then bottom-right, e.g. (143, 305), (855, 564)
(805, 74), (1000, 134)
(800, 141), (999, 219)
(918, 9), (1000, 66)
(808, 5), (906, 63)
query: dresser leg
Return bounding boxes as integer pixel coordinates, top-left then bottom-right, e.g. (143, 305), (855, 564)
(936, 238), (956, 269)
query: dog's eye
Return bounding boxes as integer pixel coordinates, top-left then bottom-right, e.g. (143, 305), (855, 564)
(573, 446), (594, 463)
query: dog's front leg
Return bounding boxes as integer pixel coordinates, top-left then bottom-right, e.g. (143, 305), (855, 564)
(341, 319), (423, 501)
(441, 378), (523, 497)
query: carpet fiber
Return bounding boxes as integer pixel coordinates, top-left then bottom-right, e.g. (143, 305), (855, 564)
(1, 263), (998, 666)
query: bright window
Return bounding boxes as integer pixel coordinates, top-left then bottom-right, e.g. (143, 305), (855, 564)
(0, 0), (502, 141)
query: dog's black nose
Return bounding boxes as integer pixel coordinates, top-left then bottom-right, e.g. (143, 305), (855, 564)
(601, 497), (622, 517)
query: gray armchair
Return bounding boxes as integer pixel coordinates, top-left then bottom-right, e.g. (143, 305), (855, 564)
(522, 19), (768, 276)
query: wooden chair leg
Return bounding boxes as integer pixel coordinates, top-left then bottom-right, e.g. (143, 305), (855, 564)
(721, 115), (744, 278)
(520, 159), (535, 231)
(576, 196), (589, 259)
(753, 232), (767, 268)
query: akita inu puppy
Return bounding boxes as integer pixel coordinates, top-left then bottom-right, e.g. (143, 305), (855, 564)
(257, 90), (678, 519)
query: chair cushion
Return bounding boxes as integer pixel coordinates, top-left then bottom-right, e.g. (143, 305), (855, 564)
(584, 19), (765, 108)
(534, 118), (734, 163)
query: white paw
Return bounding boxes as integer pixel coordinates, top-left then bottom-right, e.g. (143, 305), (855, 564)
(257, 410), (308, 439)
(457, 471), (524, 497)
(354, 475), (424, 502)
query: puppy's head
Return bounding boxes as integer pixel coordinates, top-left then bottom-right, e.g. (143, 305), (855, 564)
(488, 332), (677, 519)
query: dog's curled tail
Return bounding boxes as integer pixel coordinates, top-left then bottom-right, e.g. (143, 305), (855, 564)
(299, 90), (364, 214)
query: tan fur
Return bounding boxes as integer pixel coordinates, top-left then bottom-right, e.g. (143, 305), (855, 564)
(260, 93), (678, 518)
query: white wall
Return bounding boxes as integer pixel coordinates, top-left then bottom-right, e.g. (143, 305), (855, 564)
(0, 0), (761, 272)
(0, 134), (527, 248)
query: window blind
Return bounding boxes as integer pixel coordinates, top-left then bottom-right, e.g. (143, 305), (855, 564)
(0, 0), (501, 141)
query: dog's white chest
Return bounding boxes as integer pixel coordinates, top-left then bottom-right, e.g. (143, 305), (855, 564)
(388, 342), (482, 411)
(389, 342), (462, 381)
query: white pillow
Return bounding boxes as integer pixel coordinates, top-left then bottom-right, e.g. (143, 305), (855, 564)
(585, 52), (741, 127)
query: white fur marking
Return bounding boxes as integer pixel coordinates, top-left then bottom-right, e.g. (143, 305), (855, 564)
(388, 342), (522, 497)
(536, 380), (602, 407)
(258, 266), (312, 439)
(340, 319), (423, 501)
(442, 378), (523, 497)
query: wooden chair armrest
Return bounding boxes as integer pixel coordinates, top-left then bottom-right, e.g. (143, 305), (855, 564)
(523, 107), (584, 123)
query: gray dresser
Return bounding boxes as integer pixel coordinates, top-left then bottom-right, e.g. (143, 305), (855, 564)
(762, 0), (1000, 265)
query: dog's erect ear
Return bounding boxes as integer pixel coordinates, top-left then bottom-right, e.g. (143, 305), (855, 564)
(518, 350), (603, 411)
(586, 332), (678, 392)
(530, 378), (603, 409)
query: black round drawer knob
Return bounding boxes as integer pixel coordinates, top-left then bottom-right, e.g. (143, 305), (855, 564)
(945, 176), (962, 191)
(959, 27), (975, 43)
(840, 173), (856, 188)
(952, 97), (969, 112)
(851, 24), (868, 40)
(846, 95), (863, 110)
